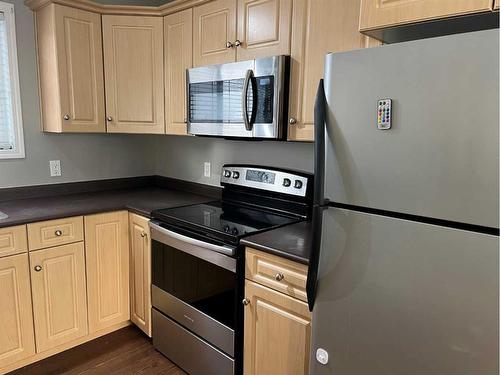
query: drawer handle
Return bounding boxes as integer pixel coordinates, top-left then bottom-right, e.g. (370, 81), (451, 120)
(34, 265), (42, 272)
(242, 298), (250, 306)
(54, 229), (63, 237)
(140, 232), (147, 238)
(275, 273), (285, 281)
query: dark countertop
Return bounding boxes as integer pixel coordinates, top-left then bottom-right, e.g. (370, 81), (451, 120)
(0, 187), (215, 228)
(241, 220), (313, 265)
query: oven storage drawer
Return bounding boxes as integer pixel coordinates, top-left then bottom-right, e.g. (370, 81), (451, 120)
(152, 285), (234, 356)
(153, 309), (235, 375)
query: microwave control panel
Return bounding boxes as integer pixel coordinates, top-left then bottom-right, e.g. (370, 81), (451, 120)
(221, 166), (310, 197)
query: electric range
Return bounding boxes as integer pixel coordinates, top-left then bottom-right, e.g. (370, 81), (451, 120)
(149, 165), (313, 375)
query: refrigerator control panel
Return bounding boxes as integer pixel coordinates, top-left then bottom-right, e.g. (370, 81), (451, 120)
(377, 99), (392, 130)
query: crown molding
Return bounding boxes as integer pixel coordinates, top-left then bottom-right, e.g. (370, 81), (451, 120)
(24, 0), (211, 16)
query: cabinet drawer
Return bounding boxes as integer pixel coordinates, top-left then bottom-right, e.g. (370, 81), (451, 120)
(245, 248), (308, 302)
(27, 216), (84, 251)
(0, 225), (28, 258)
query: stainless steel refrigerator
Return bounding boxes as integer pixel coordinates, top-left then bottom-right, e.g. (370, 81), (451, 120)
(307, 29), (499, 375)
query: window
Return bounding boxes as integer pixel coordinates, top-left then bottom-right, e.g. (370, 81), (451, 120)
(0, 1), (24, 159)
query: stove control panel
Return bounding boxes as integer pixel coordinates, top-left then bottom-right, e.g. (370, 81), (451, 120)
(220, 165), (311, 197)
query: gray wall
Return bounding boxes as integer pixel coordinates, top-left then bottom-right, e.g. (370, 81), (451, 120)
(154, 136), (313, 187)
(0, 0), (157, 188)
(0, 0), (313, 190)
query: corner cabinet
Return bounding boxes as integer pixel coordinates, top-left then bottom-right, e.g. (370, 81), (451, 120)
(0, 254), (36, 368)
(164, 9), (193, 135)
(35, 4), (105, 133)
(129, 213), (152, 337)
(288, 0), (378, 141)
(359, 0), (493, 31)
(30, 243), (88, 352)
(102, 16), (165, 134)
(85, 211), (130, 333)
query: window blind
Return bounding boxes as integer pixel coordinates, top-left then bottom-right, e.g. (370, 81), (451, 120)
(0, 11), (14, 150)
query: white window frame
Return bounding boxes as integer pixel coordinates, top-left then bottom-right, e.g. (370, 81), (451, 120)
(0, 1), (24, 159)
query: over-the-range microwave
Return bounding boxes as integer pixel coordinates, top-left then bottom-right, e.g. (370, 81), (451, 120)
(187, 55), (290, 139)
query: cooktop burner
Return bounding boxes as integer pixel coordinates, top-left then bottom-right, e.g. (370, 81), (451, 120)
(152, 201), (300, 242)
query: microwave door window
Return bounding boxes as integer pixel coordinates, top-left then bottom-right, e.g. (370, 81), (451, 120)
(189, 76), (274, 124)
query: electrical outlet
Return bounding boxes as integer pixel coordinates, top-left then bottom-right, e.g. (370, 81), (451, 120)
(49, 160), (62, 177)
(204, 162), (211, 178)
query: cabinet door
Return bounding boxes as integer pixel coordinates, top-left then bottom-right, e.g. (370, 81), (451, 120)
(55, 5), (105, 132)
(288, 0), (378, 141)
(85, 211), (130, 333)
(236, 0), (292, 61)
(193, 0), (237, 66)
(0, 254), (35, 368)
(103, 16), (165, 134)
(30, 243), (88, 352)
(244, 280), (311, 375)
(129, 213), (151, 337)
(164, 9), (192, 135)
(360, 0), (493, 31)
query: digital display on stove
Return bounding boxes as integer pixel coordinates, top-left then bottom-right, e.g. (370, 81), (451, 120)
(246, 170), (275, 184)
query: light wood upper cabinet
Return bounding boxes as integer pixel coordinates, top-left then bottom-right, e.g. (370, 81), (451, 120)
(36, 4), (105, 133)
(129, 213), (152, 337)
(288, 0), (378, 141)
(193, 0), (237, 66)
(102, 16), (165, 134)
(359, 0), (493, 31)
(0, 254), (35, 368)
(236, 0), (292, 60)
(0, 225), (27, 258)
(85, 211), (130, 333)
(164, 9), (192, 135)
(30, 243), (88, 352)
(244, 280), (311, 375)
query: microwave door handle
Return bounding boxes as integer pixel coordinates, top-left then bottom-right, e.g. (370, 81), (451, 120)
(242, 69), (254, 131)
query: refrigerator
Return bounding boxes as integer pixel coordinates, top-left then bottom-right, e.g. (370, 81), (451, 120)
(307, 29), (499, 375)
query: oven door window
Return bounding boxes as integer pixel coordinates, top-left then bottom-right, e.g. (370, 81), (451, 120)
(152, 240), (236, 330)
(189, 76), (274, 124)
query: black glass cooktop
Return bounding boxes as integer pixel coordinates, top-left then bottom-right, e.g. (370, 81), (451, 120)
(152, 201), (300, 243)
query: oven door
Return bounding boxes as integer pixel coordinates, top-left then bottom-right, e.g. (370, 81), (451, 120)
(150, 222), (237, 357)
(187, 55), (288, 139)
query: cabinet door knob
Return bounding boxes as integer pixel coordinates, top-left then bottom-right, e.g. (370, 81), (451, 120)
(106, 115), (113, 122)
(140, 232), (147, 238)
(289, 117), (297, 125)
(234, 39), (242, 47)
(226, 41), (234, 48)
(275, 273), (285, 281)
(242, 298), (250, 306)
(54, 229), (62, 237)
(184, 118), (188, 124)
(63, 114), (70, 120)
(34, 265), (42, 272)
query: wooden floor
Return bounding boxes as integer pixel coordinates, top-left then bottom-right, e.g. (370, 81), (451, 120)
(9, 327), (186, 375)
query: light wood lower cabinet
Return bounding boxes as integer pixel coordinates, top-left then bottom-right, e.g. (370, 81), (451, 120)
(244, 280), (312, 375)
(0, 225), (28, 258)
(129, 213), (152, 337)
(30, 242), (88, 352)
(0, 254), (36, 368)
(495, 0), (499, 10)
(85, 211), (130, 333)
(102, 15), (165, 134)
(288, 0), (379, 141)
(359, 0), (493, 31)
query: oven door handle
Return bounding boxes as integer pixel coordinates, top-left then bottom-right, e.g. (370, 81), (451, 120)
(150, 222), (237, 272)
(242, 69), (255, 132)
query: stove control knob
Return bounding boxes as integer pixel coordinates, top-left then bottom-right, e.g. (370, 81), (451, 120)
(294, 180), (303, 189)
(232, 228), (239, 235)
(224, 225), (230, 233)
(224, 170), (232, 178)
(283, 178), (291, 187)
(232, 171), (240, 179)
